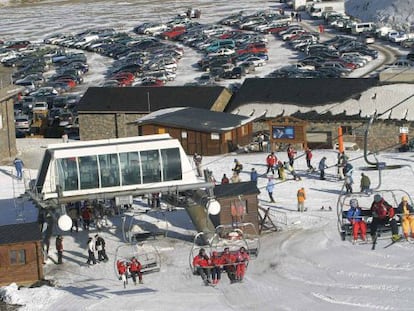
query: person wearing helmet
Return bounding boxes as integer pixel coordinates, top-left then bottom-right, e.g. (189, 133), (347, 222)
(396, 196), (414, 240)
(370, 194), (399, 242)
(347, 199), (367, 243)
(235, 247), (250, 282)
(192, 248), (211, 285)
(210, 251), (224, 285)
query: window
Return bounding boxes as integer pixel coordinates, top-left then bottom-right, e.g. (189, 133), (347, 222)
(230, 199), (248, 224)
(341, 126), (353, 135)
(119, 152), (141, 185)
(161, 148), (182, 181)
(181, 131), (187, 139)
(99, 154), (120, 188)
(56, 157), (79, 191)
(10, 249), (26, 265)
(140, 150), (161, 183)
(78, 156), (99, 189)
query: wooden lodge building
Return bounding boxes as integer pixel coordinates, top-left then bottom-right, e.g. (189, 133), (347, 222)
(133, 107), (260, 155)
(0, 222), (44, 286)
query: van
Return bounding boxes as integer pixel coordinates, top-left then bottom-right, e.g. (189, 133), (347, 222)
(205, 39), (235, 53)
(351, 22), (376, 35)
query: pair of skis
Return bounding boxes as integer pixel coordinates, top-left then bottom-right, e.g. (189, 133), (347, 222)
(372, 235), (411, 250)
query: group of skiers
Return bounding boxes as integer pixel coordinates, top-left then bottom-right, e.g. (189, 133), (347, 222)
(192, 246), (250, 286)
(347, 195), (414, 244)
(116, 257), (144, 288)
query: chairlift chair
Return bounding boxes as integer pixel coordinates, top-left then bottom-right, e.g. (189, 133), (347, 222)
(114, 243), (161, 279)
(337, 189), (413, 242)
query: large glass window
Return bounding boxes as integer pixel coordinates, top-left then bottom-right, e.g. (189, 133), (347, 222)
(141, 150), (161, 183)
(10, 249), (26, 265)
(99, 154), (120, 188)
(161, 148), (182, 181)
(56, 157), (79, 191)
(119, 152), (141, 185)
(79, 156), (99, 189)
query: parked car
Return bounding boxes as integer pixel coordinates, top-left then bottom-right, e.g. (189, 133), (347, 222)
(14, 115), (31, 132)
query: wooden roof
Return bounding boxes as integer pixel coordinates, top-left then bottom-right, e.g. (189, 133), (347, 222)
(227, 78), (379, 111)
(0, 222), (42, 245)
(78, 86), (229, 113)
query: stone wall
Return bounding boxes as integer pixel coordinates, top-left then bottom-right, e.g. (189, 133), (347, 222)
(79, 113), (144, 141)
(253, 119), (413, 151)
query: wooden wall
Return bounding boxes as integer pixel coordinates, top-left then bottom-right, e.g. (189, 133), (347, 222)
(139, 123), (253, 156)
(0, 241), (44, 286)
(216, 194), (259, 234)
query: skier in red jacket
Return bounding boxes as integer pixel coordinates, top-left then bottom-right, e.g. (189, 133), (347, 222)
(210, 251), (224, 285)
(117, 260), (129, 288)
(266, 152), (278, 175)
(235, 247), (250, 282)
(129, 257), (143, 285)
(370, 194), (399, 242)
(192, 248), (211, 285)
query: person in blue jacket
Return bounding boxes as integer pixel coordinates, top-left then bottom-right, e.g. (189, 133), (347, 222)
(250, 168), (258, 184)
(347, 199), (367, 243)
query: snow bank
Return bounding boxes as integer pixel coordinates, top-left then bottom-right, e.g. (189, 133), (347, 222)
(0, 283), (63, 311)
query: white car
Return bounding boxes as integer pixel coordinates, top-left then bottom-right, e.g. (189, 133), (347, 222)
(207, 48), (235, 57)
(32, 102), (48, 112)
(388, 31), (408, 43)
(239, 56), (266, 67)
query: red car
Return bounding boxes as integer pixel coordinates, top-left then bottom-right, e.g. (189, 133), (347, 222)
(55, 78), (77, 89)
(262, 25), (289, 34)
(161, 26), (187, 40)
(219, 30), (242, 39)
(110, 72), (135, 86)
(236, 43), (268, 55)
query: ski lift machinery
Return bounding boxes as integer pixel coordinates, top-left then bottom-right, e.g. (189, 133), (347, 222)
(337, 113), (413, 241)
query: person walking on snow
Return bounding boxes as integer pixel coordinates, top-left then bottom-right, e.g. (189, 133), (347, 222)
(345, 175), (353, 193)
(319, 157), (328, 180)
(55, 235), (63, 264)
(266, 176), (276, 203)
(347, 199), (367, 243)
(287, 145), (297, 167)
(95, 234), (108, 262)
(396, 196), (414, 240)
(277, 161), (286, 180)
(266, 152), (277, 175)
(360, 173), (371, 194)
(250, 168), (258, 184)
(305, 147), (314, 171)
(14, 157), (24, 180)
(232, 159), (243, 175)
(297, 187), (306, 212)
(86, 236), (97, 265)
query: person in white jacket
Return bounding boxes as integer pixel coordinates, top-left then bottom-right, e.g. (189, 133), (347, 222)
(86, 237), (97, 265)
